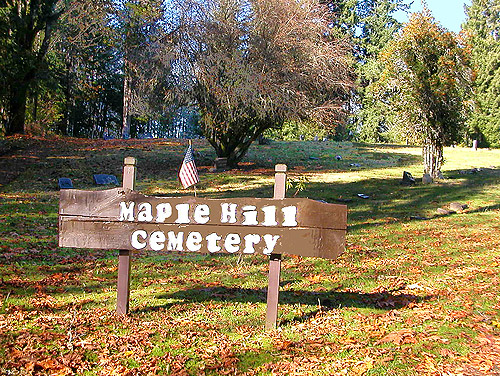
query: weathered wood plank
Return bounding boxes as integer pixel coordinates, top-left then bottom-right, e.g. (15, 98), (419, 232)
(58, 220), (345, 259)
(59, 189), (347, 230)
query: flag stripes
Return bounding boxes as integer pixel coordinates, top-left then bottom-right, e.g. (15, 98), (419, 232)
(178, 144), (200, 189)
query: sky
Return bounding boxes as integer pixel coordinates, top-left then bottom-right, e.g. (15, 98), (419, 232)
(396, 0), (472, 33)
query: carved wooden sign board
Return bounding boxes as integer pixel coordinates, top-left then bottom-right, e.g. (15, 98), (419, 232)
(58, 157), (347, 328)
(59, 190), (347, 259)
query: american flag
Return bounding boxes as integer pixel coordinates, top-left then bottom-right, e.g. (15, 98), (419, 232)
(178, 144), (200, 189)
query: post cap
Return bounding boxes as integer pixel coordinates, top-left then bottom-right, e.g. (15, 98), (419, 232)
(124, 157), (137, 166)
(275, 164), (287, 172)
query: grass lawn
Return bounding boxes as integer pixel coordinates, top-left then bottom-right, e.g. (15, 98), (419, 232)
(1, 136), (499, 375)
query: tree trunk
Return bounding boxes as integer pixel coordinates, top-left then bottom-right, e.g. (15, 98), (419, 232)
(422, 138), (443, 179)
(6, 83), (29, 136)
(121, 62), (132, 139)
(206, 123), (269, 168)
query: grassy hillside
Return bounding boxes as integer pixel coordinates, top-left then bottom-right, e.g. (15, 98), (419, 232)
(1, 136), (499, 375)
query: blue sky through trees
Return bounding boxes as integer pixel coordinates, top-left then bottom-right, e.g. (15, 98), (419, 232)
(396, 0), (472, 33)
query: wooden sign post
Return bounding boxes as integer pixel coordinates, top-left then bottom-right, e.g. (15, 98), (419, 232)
(58, 158), (347, 325)
(117, 157), (136, 315)
(265, 164), (286, 329)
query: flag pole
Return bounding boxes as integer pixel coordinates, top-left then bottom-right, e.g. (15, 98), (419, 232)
(189, 139), (198, 198)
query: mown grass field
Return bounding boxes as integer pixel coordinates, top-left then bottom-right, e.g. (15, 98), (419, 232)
(1, 136), (500, 375)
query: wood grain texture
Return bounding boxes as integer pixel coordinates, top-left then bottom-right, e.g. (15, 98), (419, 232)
(58, 220), (345, 259)
(59, 189), (347, 230)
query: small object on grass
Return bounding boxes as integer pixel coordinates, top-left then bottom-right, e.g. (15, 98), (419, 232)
(436, 208), (453, 215)
(401, 171), (416, 186)
(422, 173), (433, 184)
(410, 215), (428, 220)
(335, 198), (353, 203)
(349, 163), (361, 167)
(449, 202), (468, 212)
(309, 156), (319, 160)
(335, 155), (342, 161)
(58, 178), (73, 189)
(357, 193), (370, 199)
(93, 174), (119, 185)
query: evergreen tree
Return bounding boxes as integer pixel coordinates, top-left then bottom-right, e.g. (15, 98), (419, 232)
(463, 0), (500, 147)
(0, 0), (68, 136)
(322, 0), (410, 142)
(353, 0), (409, 142)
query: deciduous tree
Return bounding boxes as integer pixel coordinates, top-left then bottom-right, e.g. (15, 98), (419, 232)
(173, 0), (354, 167)
(372, 9), (472, 178)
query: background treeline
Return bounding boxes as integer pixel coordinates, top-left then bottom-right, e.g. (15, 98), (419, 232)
(0, 0), (499, 149)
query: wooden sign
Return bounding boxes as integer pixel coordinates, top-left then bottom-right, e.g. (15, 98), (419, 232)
(58, 157), (348, 326)
(59, 189), (347, 259)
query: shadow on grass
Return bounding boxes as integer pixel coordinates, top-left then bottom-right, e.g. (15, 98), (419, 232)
(134, 285), (434, 315)
(299, 167), (500, 229)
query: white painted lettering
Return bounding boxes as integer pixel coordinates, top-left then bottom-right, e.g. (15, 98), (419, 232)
(150, 231), (166, 251)
(194, 204), (210, 224)
(155, 203), (172, 223)
(175, 204), (190, 224)
(261, 206), (278, 226)
(206, 233), (221, 253)
(263, 234), (280, 255)
(243, 234), (260, 254)
(282, 206), (298, 226)
(119, 202), (135, 221)
(137, 202), (153, 222)
(131, 230), (147, 249)
(242, 205), (258, 226)
(221, 203), (237, 224)
(186, 232), (202, 252)
(167, 231), (184, 251)
(224, 233), (240, 253)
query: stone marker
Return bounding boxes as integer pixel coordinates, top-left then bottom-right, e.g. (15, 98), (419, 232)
(422, 173), (433, 184)
(436, 208), (452, 215)
(401, 171), (416, 186)
(93, 174), (119, 185)
(335, 155), (342, 161)
(211, 157), (228, 172)
(449, 202), (468, 212)
(58, 178), (73, 189)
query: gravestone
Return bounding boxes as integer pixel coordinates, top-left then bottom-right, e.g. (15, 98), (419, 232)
(93, 174), (119, 185)
(58, 178), (73, 189)
(211, 157), (228, 172)
(449, 202), (467, 212)
(401, 171), (416, 186)
(437, 208), (452, 215)
(422, 173), (433, 184)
